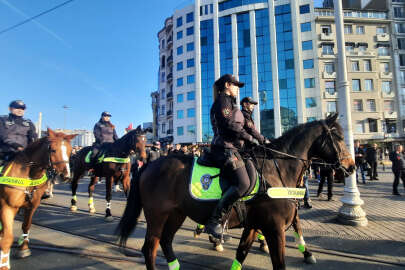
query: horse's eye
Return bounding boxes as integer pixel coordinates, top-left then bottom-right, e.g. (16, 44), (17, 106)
(51, 149), (56, 153)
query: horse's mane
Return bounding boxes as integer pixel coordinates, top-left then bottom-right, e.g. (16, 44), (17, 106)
(21, 137), (49, 156)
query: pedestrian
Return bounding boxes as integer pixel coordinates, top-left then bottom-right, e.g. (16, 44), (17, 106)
(389, 144), (405, 196)
(354, 140), (366, 184)
(147, 141), (161, 163)
(180, 144), (189, 155)
(366, 143), (379, 180)
(301, 169), (312, 208)
(317, 165), (334, 201)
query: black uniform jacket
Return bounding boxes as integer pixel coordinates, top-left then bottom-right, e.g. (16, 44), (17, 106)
(210, 93), (253, 150)
(390, 151), (405, 171)
(0, 114), (37, 153)
(93, 119), (118, 144)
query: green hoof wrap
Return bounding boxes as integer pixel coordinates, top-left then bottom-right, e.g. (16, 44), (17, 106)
(230, 259), (242, 270)
(257, 233), (265, 241)
(168, 258), (180, 270)
(298, 244), (306, 253)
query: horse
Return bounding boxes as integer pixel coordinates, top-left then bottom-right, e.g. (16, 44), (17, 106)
(69, 126), (147, 221)
(116, 113), (355, 270)
(0, 128), (76, 270)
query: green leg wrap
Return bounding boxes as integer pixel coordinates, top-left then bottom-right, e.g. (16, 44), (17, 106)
(298, 244), (306, 253)
(197, 224), (205, 229)
(257, 233), (265, 241)
(0, 221), (2, 231)
(294, 232), (306, 253)
(168, 258), (180, 270)
(230, 259), (242, 270)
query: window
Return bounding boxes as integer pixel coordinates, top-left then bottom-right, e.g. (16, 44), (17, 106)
(304, 78), (315, 88)
(187, 74), (195, 84)
(299, 4), (310, 14)
(186, 12), (194, 23)
(365, 79), (373, 91)
(356, 26), (365, 34)
(364, 60), (371, 71)
(378, 47), (389, 56)
(176, 62), (183, 71)
(368, 119), (378, 132)
(325, 81), (336, 94)
(366, 99), (376, 112)
(161, 72), (165, 82)
(384, 100), (394, 113)
(382, 81), (392, 94)
(161, 39), (165, 49)
(187, 58), (195, 68)
(187, 125), (196, 135)
(161, 55), (166, 68)
(352, 79), (361, 92)
(321, 25), (332, 34)
(177, 31), (183, 40)
(355, 121), (365, 133)
(187, 91), (195, 100)
(302, 40), (313, 51)
(327, 101), (337, 113)
(394, 7), (405, 18)
(358, 45), (367, 52)
(301, 22), (311, 32)
(161, 105), (165, 115)
(161, 89), (165, 100)
(353, 99), (363, 111)
(307, 117), (316, 122)
(176, 17), (183, 27)
(324, 62), (335, 73)
(396, 23), (405, 33)
(386, 120), (397, 134)
(177, 94), (183, 103)
(401, 71), (405, 84)
(345, 44), (354, 52)
(376, 27), (386, 34)
(303, 59), (314, 69)
(177, 46), (183, 55)
(177, 126), (184, 136)
(400, 54), (405, 66)
(398, 38), (405, 50)
(187, 42), (194, 51)
(380, 62), (389, 72)
(352, 61), (360, 71)
(177, 77), (183, 87)
(186, 26), (194, 36)
(322, 44), (334, 55)
(161, 123), (166, 133)
(177, 110), (184, 119)
(305, 97), (317, 108)
(344, 24), (353, 34)
(187, 108), (195, 118)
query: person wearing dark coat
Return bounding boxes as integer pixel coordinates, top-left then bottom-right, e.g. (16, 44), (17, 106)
(90, 111), (118, 166)
(354, 140), (366, 184)
(389, 145), (405, 195)
(205, 74), (260, 241)
(0, 100), (37, 166)
(366, 143), (379, 180)
(147, 141), (161, 163)
(317, 165), (334, 201)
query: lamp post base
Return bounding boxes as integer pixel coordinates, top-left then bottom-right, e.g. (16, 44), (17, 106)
(337, 191), (368, 226)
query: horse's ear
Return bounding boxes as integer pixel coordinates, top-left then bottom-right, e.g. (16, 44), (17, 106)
(47, 128), (55, 138)
(65, 134), (78, 141)
(135, 125), (142, 132)
(326, 112), (339, 126)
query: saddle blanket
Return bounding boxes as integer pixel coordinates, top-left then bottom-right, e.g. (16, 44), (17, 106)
(189, 158), (259, 201)
(85, 151), (130, 164)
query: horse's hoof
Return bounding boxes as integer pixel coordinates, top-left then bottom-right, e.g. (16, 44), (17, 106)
(304, 255), (317, 264)
(89, 207), (96, 214)
(70, 205), (77, 212)
(104, 216), (114, 222)
(214, 243), (224, 252)
(260, 243), (269, 254)
(16, 248), (31, 258)
(193, 231), (200, 238)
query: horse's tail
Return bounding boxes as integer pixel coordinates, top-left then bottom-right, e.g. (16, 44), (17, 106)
(116, 165), (144, 247)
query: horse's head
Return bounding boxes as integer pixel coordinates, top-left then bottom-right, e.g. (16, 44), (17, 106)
(310, 113), (356, 177)
(47, 128), (77, 183)
(128, 125), (147, 162)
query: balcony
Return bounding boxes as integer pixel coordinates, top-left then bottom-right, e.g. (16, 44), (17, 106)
(166, 72), (173, 83)
(167, 55), (173, 66)
(379, 72), (392, 79)
(166, 91), (173, 99)
(320, 33), (333, 41)
(166, 110), (173, 117)
(376, 34), (390, 42)
(323, 71), (336, 79)
(384, 111), (397, 119)
(167, 129), (173, 135)
(324, 91), (337, 99)
(347, 51), (376, 57)
(165, 18), (173, 32)
(167, 36), (173, 48)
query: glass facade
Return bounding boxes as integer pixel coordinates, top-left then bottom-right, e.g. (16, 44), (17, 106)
(275, 4), (297, 132)
(237, 13), (252, 99)
(219, 0), (267, 12)
(219, 16), (233, 76)
(200, 19), (215, 142)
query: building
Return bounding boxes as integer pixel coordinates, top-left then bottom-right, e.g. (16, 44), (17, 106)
(155, 0), (404, 144)
(51, 129), (95, 147)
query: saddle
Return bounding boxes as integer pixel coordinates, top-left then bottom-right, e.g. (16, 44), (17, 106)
(85, 145), (130, 164)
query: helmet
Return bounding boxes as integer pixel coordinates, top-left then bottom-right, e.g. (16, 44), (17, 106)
(9, 100), (26, 110)
(101, 111), (111, 117)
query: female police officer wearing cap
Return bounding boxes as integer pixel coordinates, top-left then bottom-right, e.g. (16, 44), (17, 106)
(0, 100), (37, 166)
(205, 74), (260, 241)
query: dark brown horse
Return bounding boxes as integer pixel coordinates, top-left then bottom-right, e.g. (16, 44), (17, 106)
(0, 128), (76, 270)
(116, 114), (355, 270)
(69, 126), (147, 221)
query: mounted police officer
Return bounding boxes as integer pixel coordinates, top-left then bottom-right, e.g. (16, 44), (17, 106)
(89, 111), (118, 167)
(0, 100), (37, 166)
(205, 74), (260, 241)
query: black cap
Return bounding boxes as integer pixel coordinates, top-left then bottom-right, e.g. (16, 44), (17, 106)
(153, 141), (160, 146)
(9, 100), (26, 110)
(101, 111), (111, 117)
(214, 74), (244, 92)
(240, 97), (258, 105)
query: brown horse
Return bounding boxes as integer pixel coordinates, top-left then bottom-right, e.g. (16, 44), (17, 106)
(0, 128), (76, 270)
(116, 114), (355, 270)
(69, 126), (147, 221)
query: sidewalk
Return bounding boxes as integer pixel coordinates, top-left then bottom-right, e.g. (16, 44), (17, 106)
(298, 166), (405, 264)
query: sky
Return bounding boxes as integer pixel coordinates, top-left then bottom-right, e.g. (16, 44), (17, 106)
(0, 0), (191, 135)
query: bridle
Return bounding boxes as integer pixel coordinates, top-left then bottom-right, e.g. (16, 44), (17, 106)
(46, 140), (70, 179)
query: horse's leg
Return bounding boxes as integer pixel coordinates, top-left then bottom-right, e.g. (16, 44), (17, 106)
(262, 227), (286, 270)
(104, 176), (114, 222)
(121, 164), (131, 197)
(160, 211), (186, 270)
(70, 167), (83, 212)
(0, 204), (18, 270)
(257, 230), (269, 254)
(88, 176), (98, 214)
(231, 228), (257, 269)
(292, 214), (316, 264)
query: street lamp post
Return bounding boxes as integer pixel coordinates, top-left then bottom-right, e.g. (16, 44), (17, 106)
(63, 105), (69, 131)
(334, 0), (367, 226)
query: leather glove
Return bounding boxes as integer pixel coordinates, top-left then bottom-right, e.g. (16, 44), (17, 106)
(251, 138), (260, 146)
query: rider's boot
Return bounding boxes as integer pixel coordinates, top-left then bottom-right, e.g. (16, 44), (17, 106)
(205, 186), (239, 242)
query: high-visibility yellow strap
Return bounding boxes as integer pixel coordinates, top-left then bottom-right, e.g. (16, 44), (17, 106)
(103, 157), (130, 163)
(267, 188), (306, 199)
(0, 171), (48, 187)
(3, 163), (13, 177)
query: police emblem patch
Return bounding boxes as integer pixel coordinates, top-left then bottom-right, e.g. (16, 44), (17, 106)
(222, 108), (231, 118)
(200, 174), (213, 190)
